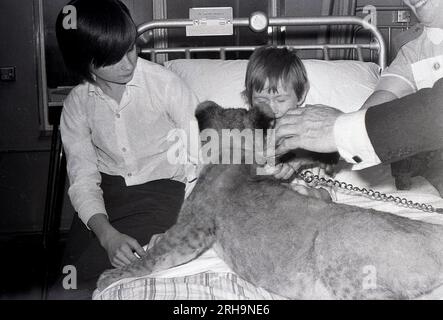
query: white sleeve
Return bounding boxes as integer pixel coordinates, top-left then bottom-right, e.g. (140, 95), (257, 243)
(375, 46), (417, 98)
(333, 109), (382, 170)
(60, 92), (107, 227)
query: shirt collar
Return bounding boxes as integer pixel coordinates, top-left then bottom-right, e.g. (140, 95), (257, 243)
(425, 26), (443, 45)
(87, 59), (142, 96)
(126, 59), (142, 88)
(88, 79), (98, 96)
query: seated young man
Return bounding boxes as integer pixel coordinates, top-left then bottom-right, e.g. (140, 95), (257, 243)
(49, 0), (199, 299)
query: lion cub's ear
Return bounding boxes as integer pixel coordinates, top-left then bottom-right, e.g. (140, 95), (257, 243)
(195, 101), (224, 132)
(249, 105), (275, 130)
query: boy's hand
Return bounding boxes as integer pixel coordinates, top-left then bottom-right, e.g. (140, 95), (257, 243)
(101, 229), (146, 268)
(290, 182), (332, 201)
(290, 166), (334, 201)
(270, 158), (337, 181)
(88, 213), (146, 267)
(271, 163), (296, 180)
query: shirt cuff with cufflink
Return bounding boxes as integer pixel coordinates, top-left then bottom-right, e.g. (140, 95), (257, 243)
(333, 109), (382, 170)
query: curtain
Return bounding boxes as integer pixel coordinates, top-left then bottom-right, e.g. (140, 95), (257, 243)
(320, 0), (357, 60)
(152, 0), (168, 63)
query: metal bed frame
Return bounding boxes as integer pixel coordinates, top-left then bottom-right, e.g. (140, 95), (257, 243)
(136, 14), (387, 70)
(354, 5), (413, 61)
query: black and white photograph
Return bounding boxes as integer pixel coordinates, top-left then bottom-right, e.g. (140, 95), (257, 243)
(1, 0), (443, 306)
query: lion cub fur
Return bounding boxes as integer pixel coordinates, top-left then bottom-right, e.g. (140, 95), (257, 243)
(97, 101), (443, 299)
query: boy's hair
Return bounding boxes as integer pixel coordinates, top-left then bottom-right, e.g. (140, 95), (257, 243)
(56, 0), (137, 83)
(244, 46), (309, 105)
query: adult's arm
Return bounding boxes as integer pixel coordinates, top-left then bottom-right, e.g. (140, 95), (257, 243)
(361, 42), (417, 110)
(274, 79), (443, 168)
(365, 78), (443, 164)
(361, 90), (399, 109)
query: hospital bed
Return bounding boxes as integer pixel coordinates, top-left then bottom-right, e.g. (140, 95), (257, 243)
(77, 12), (443, 300)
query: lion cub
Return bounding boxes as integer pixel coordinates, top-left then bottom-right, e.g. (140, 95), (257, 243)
(98, 101), (443, 299)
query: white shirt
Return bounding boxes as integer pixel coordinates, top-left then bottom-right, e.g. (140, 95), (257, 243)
(60, 58), (200, 226)
(376, 26), (443, 97)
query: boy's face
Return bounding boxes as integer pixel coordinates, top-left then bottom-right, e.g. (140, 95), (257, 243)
(91, 45), (138, 84)
(252, 80), (303, 119)
(403, 0), (443, 28)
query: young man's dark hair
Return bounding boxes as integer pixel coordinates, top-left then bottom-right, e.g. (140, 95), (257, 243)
(55, 0), (137, 83)
(243, 46), (309, 106)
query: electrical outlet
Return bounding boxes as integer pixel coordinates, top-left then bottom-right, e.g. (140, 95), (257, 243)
(0, 66), (16, 81)
(396, 10), (411, 23)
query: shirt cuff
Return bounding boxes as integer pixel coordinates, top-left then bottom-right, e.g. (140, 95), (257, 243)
(333, 109), (382, 170)
(77, 199), (108, 228)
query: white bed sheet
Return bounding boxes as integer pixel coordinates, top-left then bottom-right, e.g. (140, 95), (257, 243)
(333, 164), (443, 225)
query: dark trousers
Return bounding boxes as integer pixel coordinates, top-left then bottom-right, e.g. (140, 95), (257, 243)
(48, 173), (185, 300)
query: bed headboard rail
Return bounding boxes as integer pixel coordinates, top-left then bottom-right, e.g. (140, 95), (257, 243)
(354, 5), (412, 62)
(137, 15), (387, 69)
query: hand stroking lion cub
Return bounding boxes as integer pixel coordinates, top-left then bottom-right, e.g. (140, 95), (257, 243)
(97, 101), (443, 299)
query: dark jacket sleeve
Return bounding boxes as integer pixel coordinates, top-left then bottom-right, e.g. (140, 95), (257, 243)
(365, 78), (443, 164)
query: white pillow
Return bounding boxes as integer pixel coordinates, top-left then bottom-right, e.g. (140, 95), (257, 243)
(165, 59), (250, 109)
(304, 60), (381, 112)
(164, 59), (381, 113)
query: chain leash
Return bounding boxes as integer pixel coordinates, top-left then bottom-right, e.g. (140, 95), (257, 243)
(297, 170), (443, 214)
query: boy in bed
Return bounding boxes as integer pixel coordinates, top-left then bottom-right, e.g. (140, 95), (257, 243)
(243, 46), (334, 200)
(49, 0), (199, 299)
(361, 0), (443, 196)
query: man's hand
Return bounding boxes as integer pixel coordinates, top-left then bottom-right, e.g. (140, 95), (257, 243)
(273, 105), (343, 156)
